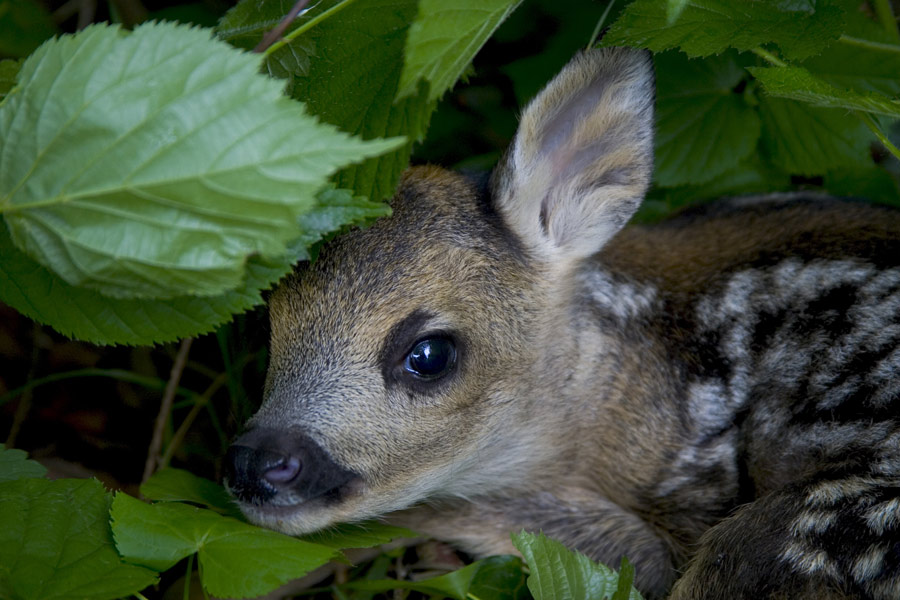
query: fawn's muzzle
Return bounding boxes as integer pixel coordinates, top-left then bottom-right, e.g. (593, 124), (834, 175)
(225, 427), (357, 507)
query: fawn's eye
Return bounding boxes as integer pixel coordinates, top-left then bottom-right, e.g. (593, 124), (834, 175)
(404, 337), (457, 380)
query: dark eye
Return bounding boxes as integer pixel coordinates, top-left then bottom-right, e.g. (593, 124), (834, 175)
(404, 337), (457, 380)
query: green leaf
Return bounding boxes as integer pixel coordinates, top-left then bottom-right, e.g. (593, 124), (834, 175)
(0, 59), (21, 100)
(219, 0), (433, 202)
(111, 493), (339, 598)
(289, 186), (392, 261)
(666, 0), (689, 24)
(604, 0), (844, 60)
(300, 522), (417, 549)
(0, 478), (157, 600)
(0, 444), (47, 482)
(654, 51), (760, 186)
(0, 0), (57, 58)
(759, 96), (873, 175)
(343, 556), (527, 600)
(0, 21), (401, 300)
(140, 467), (240, 517)
(823, 167), (900, 207)
(511, 531), (643, 600)
(0, 222), (293, 345)
(750, 65), (900, 117)
(398, 0), (523, 102)
(641, 154), (791, 222)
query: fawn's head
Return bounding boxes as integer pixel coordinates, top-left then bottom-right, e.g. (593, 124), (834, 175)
(226, 47), (655, 533)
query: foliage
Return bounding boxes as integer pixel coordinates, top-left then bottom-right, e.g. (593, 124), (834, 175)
(0, 0), (898, 599)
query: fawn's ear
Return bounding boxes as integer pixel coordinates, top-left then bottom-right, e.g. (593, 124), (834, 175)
(492, 47), (654, 266)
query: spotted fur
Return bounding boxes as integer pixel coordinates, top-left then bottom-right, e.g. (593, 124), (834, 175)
(227, 49), (900, 599)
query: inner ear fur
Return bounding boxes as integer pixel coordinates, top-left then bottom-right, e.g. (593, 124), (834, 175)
(491, 47), (655, 266)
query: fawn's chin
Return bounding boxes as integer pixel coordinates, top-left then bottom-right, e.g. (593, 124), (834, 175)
(237, 479), (372, 535)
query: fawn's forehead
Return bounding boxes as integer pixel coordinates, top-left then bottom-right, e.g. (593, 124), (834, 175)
(268, 166), (527, 353)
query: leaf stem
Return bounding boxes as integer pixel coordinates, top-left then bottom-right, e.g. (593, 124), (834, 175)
(253, 0), (311, 54)
(873, 0), (900, 40)
(264, 0), (362, 58)
(857, 111), (900, 162)
(838, 34), (900, 54)
(142, 338), (193, 485)
(587, 0), (616, 49)
(751, 47), (787, 67)
(183, 553), (195, 600)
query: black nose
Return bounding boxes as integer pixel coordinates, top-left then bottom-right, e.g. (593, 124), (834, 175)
(224, 427), (357, 506)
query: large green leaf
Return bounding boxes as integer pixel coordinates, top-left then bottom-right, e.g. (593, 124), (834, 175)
(0, 444), (47, 482)
(0, 183), (389, 345)
(0, 478), (157, 600)
(750, 65), (900, 117)
(511, 531), (643, 600)
(398, 0), (522, 102)
(604, 0), (844, 60)
(654, 51), (760, 186)
(0, 222), (292, 345)
(111, 493), (339, 598)
(0, 21), (400, 301)
(140, 467), (241, 517)
(758, 96), (873, 175)
(218, 0), (430, 203)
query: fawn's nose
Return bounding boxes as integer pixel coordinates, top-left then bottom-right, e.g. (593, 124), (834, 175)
(224, 427), (357, 506)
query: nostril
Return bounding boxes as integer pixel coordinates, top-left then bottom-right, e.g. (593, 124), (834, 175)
(263, 455), (301, 484)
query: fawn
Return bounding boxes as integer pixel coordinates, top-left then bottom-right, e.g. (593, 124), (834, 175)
(226, 48), (900, 599)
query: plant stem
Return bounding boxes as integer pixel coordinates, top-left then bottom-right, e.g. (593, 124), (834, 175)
(183, 553), (195, 600)
(838, 34), (900, 54)
(858, 111), (900, 162)
(0, 368), (193, 408)
(587, 0), (616, 49)
(873, 0), (900, 40)
(264, 0), (361, 58)
(142, 338), (193, 485)
(253, 0), (311, 53)
(158, 371), (230, 468)
(751, 47), (788, 67)
(4, 323), (42, 446)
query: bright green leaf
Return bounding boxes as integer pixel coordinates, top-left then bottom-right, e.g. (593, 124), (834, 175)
(0, 444), (47, 482)
(750, 65), (900, 117)
(0, 478), (157, 600)
(0, 182), (388, 345)
(111, 493), (339, 598)
(0, 0), (57, 58)
(759, 96), (873, 175)
(0, 222), (293, 345)
(0, 21), (401, 300)
(140, 468), (240, 517)
(219, 0), (434, 202)
(511, 531), (643, 600)
(398, 0), (522, 102)
(654, 51), (760, 186)
(604, 0), (844, 60)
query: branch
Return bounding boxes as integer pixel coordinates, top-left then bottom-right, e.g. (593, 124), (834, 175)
(142, 337), (193, 485)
